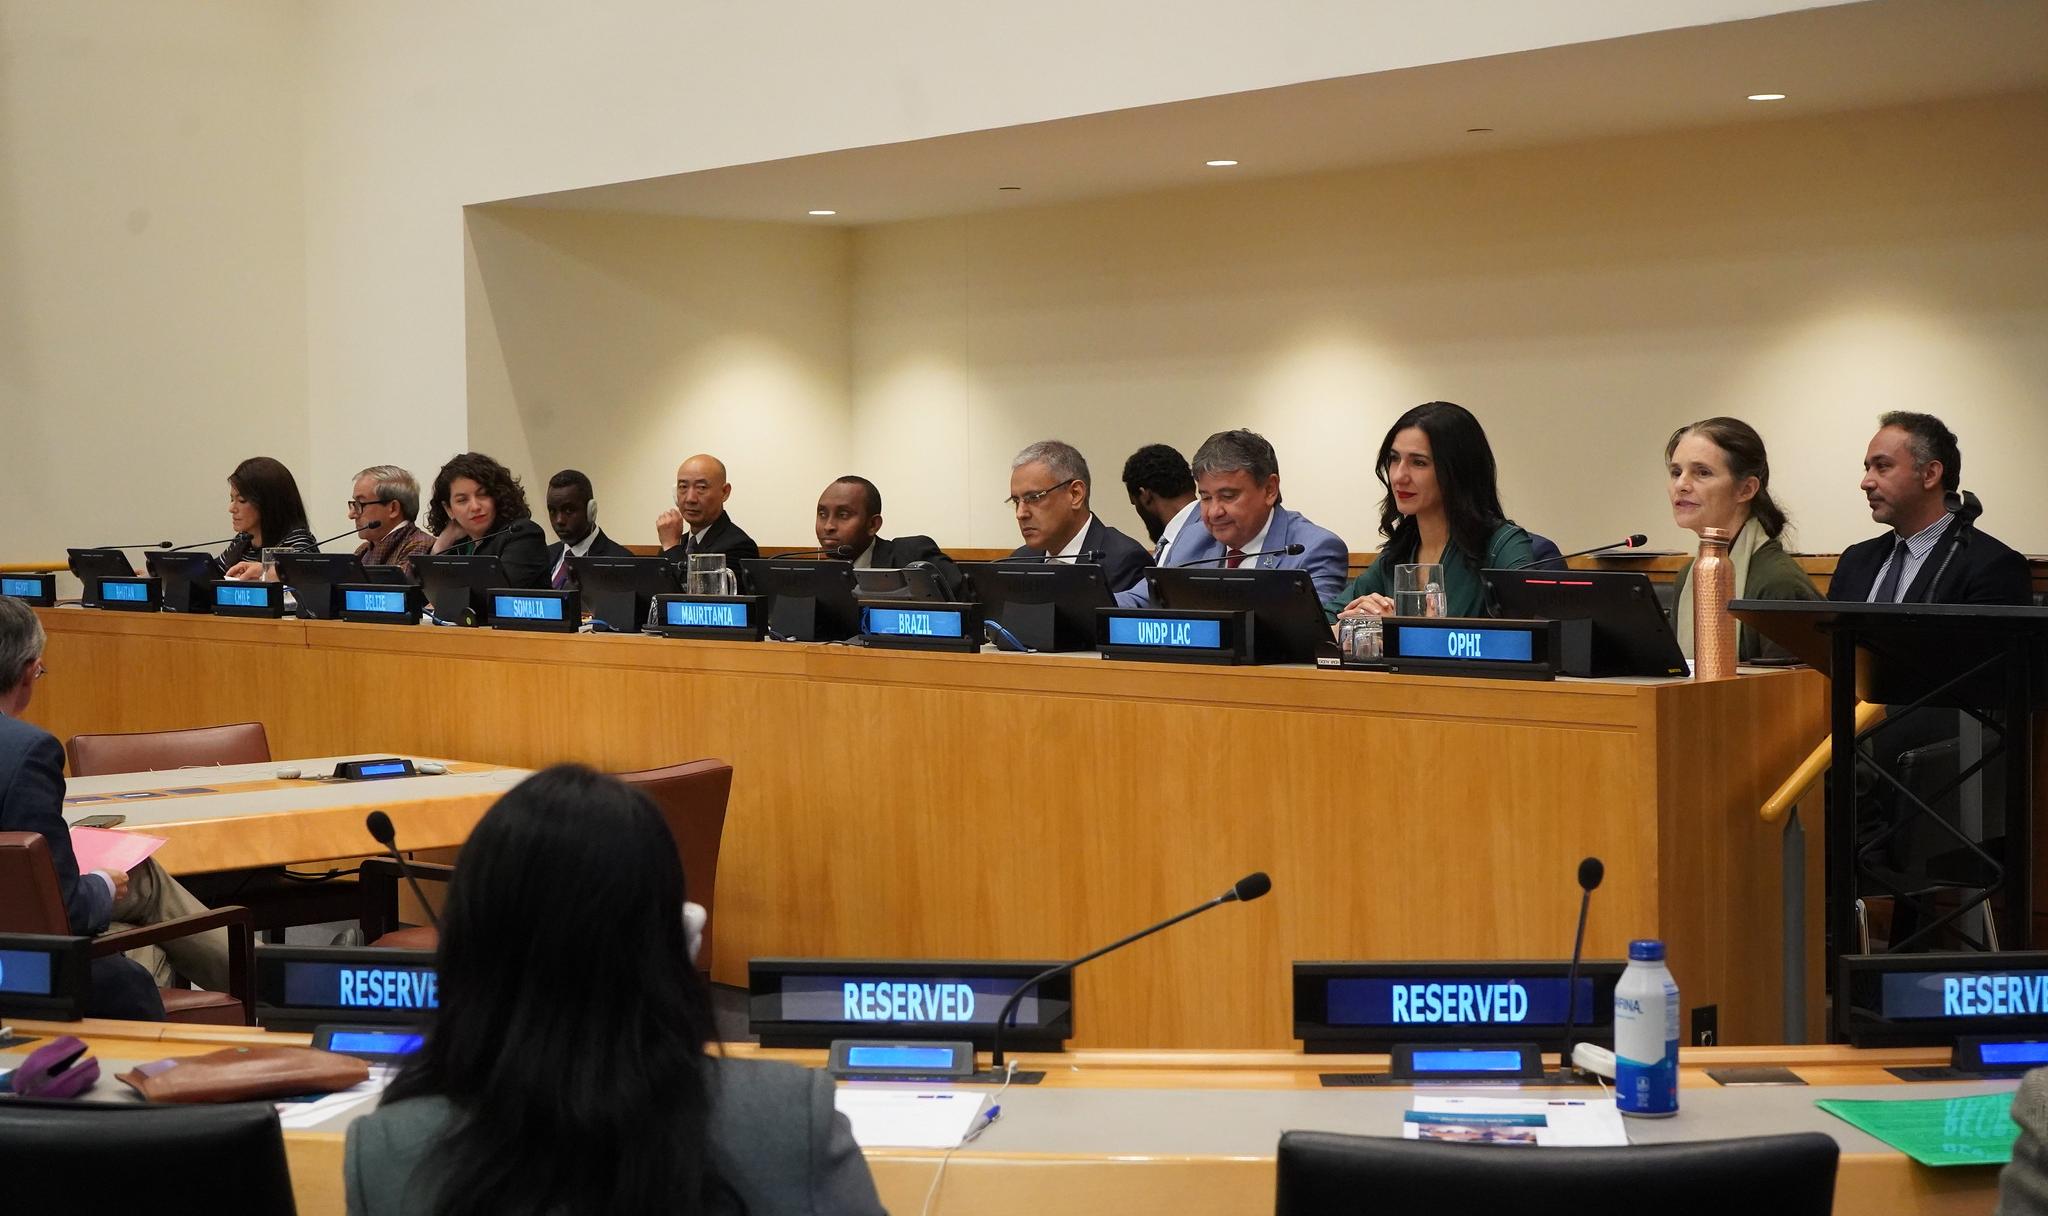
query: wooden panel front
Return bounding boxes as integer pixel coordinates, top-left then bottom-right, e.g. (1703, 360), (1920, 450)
(27, 609), (1827, 1047)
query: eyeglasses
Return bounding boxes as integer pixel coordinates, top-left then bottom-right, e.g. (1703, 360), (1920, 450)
(344, 498), (391, 517)
(1005, 479), (1079, 509)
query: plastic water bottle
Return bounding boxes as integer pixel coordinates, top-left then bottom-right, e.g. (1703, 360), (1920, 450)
(1614, 939), (1680, 1118)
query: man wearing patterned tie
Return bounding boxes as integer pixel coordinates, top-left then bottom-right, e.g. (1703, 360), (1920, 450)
(542, 470), (633, 590)
(1114, 429), (1349, 609)
(1120, 444), (1199, 563)
(1827, 413), (2030, 606)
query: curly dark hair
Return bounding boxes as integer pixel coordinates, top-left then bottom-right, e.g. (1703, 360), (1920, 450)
(1120, 443), (1195, 499)
(427, 452), (531, 535)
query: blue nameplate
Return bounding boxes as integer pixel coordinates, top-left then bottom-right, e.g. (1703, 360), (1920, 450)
(0, 932), (92, 1020)
(859, 601), (981, 653)
(654, 594), (768, 641)
(338, 584), (423, 625)
(1097, 608), (1250, 665)
(1294, 960), (1626, 1052)
(1842, 952), (2048, 1046)
(213, 579), (286, 618)
(255, 945), (437, 1026)
(95, 576), (161, 611)
(748, 957), (1075, 1050)
(1, 573), (56, 607)
(489, 588), (578, 633)
(1355, 616), (1559, 681)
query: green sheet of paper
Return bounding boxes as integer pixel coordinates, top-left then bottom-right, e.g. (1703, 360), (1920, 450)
(1816, 1092), (2020, 1167)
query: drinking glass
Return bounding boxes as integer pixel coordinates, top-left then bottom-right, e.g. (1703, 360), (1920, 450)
(686, 553), (737, 596)
(1394, 563), (1446, 618)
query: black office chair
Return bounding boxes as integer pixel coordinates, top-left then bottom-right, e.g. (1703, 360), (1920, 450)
(0, 1097), (297, 1214)
(1274, 1130), (1838, 1216)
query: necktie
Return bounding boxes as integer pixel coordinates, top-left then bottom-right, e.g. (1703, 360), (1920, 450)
(1225, 547), (1245, 570)
(552, 551), (570, 590)
(1871, 538), (1910, 604)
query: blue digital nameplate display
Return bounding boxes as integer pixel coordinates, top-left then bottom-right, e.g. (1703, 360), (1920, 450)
(212, 580), (286, 618)
(654, 594), (769, 641)
(1, 574), (56, 607)
(0, 933), (91, 1019)
(255, 946), (438, 1026)
(1360, 617), (1559, 681)
(1097, 609), (1250, 665)
(216, 584), (268, 609)
(668, 599), (751, 629)
(1394, 626), (1535, 663)
(1842, 952), (2048, 1045)
(488, 589), (578, 633)
(1294, 961), (1626, 1051)
(344, 588), (409, 615)
(858, 602), (982, 653)
(0, 948), (55, 996)
(324, 1029), (425, 1057)
(844, 1044), (958, 1070)
(1412, 1048), (1526, 1073)
(749, 958), (1075, 1049)
(354, 761), (409, 779)
(1979, 1040), (2048, 1067)
(96, 577), (159, 610)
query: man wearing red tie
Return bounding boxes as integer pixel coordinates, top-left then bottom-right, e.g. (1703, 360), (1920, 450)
(543, 470), (633, 590)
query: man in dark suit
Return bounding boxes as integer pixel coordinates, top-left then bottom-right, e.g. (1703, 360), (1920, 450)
(656, 453), (760, 565)
(543, 469), (634, 589)
(1005, 439), (1151, 593)
(0, 598), (170, 1019)
(1121, 443), (1200, 563)
(1827, 412), (2031, 606)
(814, 476), (961, 591)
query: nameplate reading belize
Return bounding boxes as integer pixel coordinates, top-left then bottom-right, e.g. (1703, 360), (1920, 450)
(1327, 976), (1595, 1027)
(1107, 616), (1224, 650)
(284, 961), (440, 1011)
(1883, 969), (2048, 1019)
(777, 975), (1038, 1026)
(345, 588), (409, 614)
(666, 600), (750, 629)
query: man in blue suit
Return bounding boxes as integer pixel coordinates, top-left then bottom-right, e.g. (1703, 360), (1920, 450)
(1115, 429), (1349, 608)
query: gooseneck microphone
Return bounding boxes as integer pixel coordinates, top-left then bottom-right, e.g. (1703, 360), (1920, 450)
(771, 545), (856, 560)
(365, 810), (442, 934)
(987, 871), (1272, 1072)
(94, 540), (176, 550)
(1922, 490), (1982, 601)
(1174, 542), (1306, 568)
(1559, 856), (1604, 1076)
(313, 524), (369, 547)
(994, 550), (1105, 564)
(165, 534), (245, 553)
(1514, 535), (1649, 571)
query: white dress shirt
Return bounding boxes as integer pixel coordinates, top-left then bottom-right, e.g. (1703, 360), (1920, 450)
(1048, 516), (1098, 563)
(1154, 500), (1201, 565)
(1866, 513), (1953, 602)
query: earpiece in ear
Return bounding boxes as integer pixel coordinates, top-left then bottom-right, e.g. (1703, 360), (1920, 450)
(585, 498), (598, 525)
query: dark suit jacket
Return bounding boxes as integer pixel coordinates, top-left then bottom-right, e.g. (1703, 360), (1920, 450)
(544, 529), (635, 586)
(660, 512), (761, 566)
(0, 713), (109, 936)
(344, 1058), (885, 1216)
(455, 518), (551, 589)
(1007, 515), (1152, 593)
(1827, 517), (2032, 606)
(865, 534), (962, 599)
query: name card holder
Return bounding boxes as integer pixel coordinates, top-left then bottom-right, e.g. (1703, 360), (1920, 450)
(653, 594), (768, 641)
(0, 932), (93, 1020)
(1096, 608), (1252, 665)
(212, 579), (287, 618)
(488, 588), (579, 634)
(337, 583), (424, 626)
(0, 573), (57, 607)
(93, 576), (162, 612)
(858, 601), (982, 653)
(1839, 951), (2048, 1075)
(1344, 616), (1562, 681)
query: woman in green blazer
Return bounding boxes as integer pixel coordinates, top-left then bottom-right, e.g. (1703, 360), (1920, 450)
(1665, 417), (1821, 662)
(1328, 401), (1534, 620)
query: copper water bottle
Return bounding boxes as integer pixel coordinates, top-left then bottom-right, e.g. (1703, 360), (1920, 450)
(1692, 527), (1736, 680)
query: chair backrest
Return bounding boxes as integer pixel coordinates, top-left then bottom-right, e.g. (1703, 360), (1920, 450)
(617, 758), (732, 969)
(1275, 1130), (1838, 1216)
(66, 721), (272, 777)
(0, 832), (78, 935)
(1525, 531), (1566, 569)
(0, 1097), (296, 1214)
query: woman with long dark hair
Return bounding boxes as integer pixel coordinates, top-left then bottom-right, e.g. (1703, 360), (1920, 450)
(1328, 401), (1533, 619)
(343, 766), (883, 1216)
(220, 456), (318, 579)
(1664, 417), (1819, 661)
(425, 451), (550, 588)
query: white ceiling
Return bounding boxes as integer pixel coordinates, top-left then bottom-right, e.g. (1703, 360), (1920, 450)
(490, 0), (2048, 225)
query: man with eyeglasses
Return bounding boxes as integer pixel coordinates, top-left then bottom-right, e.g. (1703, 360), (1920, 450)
(0, 597), (230, 1019)
(1004, 439), (1151, 593)
(348, 465), (435, 576)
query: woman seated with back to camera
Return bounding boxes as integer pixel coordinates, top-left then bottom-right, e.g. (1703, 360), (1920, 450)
(220, 456), (319, 580)
(1664, 416), (1820, 662)
(344, 765), (885, 1216)
(424, 451), (550, 588)
(1328, 400), (1534, 620)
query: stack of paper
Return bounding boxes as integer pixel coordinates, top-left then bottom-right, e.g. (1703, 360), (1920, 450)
(1402, 1096), (1630, 1147)
(833, 1088), (989, 1149)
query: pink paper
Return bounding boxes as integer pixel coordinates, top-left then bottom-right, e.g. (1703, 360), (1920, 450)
(69, 826), (166, 875)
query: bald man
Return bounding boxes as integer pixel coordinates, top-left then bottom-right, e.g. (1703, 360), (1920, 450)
(656, 454), (760, 563)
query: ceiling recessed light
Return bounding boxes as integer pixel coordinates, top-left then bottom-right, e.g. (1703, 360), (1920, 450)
(1205, 159), (1239, 167)
(807, 209), (837, 216)
(1747, 93), (1787, 102)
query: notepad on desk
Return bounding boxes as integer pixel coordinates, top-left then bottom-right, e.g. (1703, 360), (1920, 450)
(833, 1088), (989, 1149)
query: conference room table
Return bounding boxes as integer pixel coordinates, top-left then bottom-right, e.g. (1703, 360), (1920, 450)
(0, 1019), (2013, 1215)
(28, 607), (1830, 1048)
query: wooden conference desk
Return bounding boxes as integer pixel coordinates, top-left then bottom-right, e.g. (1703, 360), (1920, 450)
(26, 608), (1829, 1048)
(0, 1021), (2011, 1216)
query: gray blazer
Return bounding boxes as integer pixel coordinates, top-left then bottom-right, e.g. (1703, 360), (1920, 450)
(344, 1056), (885, 1216)
(2001, 1070), (2048, 1215)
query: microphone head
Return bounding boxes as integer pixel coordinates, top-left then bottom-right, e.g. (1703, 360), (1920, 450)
(1229, 872), (1273, 903)
(1577, 856), (1605, 892)
(1947, 490), (1983, 522)
(1624, 533), (1648, 548)
(365, 810), (397, 847)
(1283, 543), (1305, 555)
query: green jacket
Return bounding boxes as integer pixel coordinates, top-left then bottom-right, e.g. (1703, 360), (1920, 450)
(1326, 522), (1535, 621)
(1671, 534), (1822, 662)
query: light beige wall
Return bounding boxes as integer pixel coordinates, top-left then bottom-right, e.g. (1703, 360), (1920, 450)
(850, 91), (2048, 555)
(0, 1), (306, 565)
(462, 207), (852, 546)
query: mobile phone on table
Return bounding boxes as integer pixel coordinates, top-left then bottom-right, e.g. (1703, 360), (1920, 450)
(74, 814), (127, 828)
